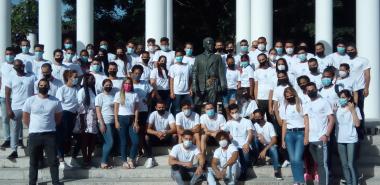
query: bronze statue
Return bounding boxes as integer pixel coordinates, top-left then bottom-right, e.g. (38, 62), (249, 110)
(192, 37), (227, 111)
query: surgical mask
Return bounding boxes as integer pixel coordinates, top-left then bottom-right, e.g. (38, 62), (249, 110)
(206, 109), (215, 117)
(275, 47), (283, 55)
(298, 53), (306, 61)
(337, 46), (345, 54)
(100, 44), (108, 50)
(240, 61), (249, 68)
(277, 64), (286, 71)
(72, 78), (79, 85)
(90, 65), (100, 72)
(219, 139), (228, 148)
(285, 48), (294, 55)
(321, 78), (332, 87)
(148, 46), (155, 52)
(87, 49), (94, 56)
(64, 43), (73, 49)
(240, 46), (248, 53)
(183, 140), (192, 148)
(183, 109), (192, 117)
(257, 44), (266, 51)
(123, 84), (133, 92)
(185, 48), (193, 56)
(35, 51), (43, 59)
(81, 56), (89, 62)
(132, 74), (141, 81)
(65, 54), (74, 61)
(338, 98), (348, 106)
(161, 45), (169, 52)
(269, 55), (276, 62)
(5, 55), (14, 63)
(339, 71), (348, 78)
(21, 46), (30, 54)
(175, 56), (183, 63)
(231, 113), (240, 120)
(127, 47), (134, 54)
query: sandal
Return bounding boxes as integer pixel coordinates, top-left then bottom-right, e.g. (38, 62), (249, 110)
(122, 162), (130, 169)
(128, 160), (136, 169)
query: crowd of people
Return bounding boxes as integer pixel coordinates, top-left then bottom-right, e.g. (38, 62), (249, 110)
(0, 36), (371, 185)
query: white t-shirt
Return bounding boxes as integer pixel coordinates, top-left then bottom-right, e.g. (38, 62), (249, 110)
(169, 63), (191, 95)
(307, 72), (323, 90)
(114, 59), (128, 78)
(175, 111), (200, 129)
(22, 95), (62, 133)
(133, 81), (153, 112)
(346, 57), (370, 90)
(254, 67), (276, 100)
(77, 87), (96, 112)
(33, 78), (63, 97)
(95, 92), (115, 124)
(279, 104), (305, 129)
(200, 113), (226, 132)
(0, 62), (16, 98)
(335, 107), (362, 143)
(248, 50), (268, 69)
(55, 85), (79, 113)
(238, 66), (255, 88)
(303, 97), (333, 142)
(5, 73), (36, 110)
(315, 55), (334, 73)
(92, 72), (107, 94)
(150, 68), (170, 90)
(239, 100), (258, 118)
(282, 54), (300, 69)
(51, 63), (70, 84)
(148, 111), (175, 132)
(329, 52), (349, 69)
(113, 91), (139, 116)
(183, 56), (195, 68)
(31, 59), (51, 78)
(226, 69), (239, 90)
(135, 63), (151, 82)
(111, 78), (123, 92)
(335, 76), (359, 92)
(272, 84), (289, 108)
(253, 122), (277, 145)
(153, 50), (175, 69)
(291, 62), (309, 78)
(224, 118), (254, 148)
(319, 85), (339, 109)
(213, 144), (240, 168)
(126, 53), (140, 67)
(169, 143), (200, 162)
(234, 53), (255, 70)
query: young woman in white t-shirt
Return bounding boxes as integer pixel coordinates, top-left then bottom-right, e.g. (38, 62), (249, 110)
(336, 90), (361, 185)
(114, 77), (140, 169)
(150, 55), (170, 109)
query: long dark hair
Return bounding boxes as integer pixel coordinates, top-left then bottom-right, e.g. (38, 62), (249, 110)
(157, 55), (168, 78)
(97, 48), (109, 76)
(82, 73), (96, 107)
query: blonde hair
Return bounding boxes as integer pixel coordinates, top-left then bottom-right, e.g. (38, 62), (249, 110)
(283, 86), (302, 113)
(120, 77), (133, 105)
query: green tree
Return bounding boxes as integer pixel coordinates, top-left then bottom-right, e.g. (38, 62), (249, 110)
(11, 0), (38, 43)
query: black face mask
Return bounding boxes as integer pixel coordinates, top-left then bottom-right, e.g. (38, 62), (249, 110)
(55, 57), (63, 63)
(278, 78), (289, 85)
(117, 54), (124, 59)
(259, 62), (266, 67)
(157, 109), (166, 115)
(14, 67), (24, 73)
(216, 48), (223, 53)
(38, 87), (49, 95)
(142, 59), (150, 64)
(253, 118), (264, 124)
(286, 96), (296, 104)
(226, 49), (234, 54)
(307, 90), (318, 99)
(43, 74), (51, 80)
(309, 67), (318, 73)
(227, 64), (235, 69)
(347, 52), (357, 59)
(316, 51), (324, 57)
(300, 84), (307, 91)
(104, 87), (112, 92)
(159, 63), (166, 68)
(109, 71), (117, 77)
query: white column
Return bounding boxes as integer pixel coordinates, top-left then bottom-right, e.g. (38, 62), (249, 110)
(0, 0), (11, 62)
(39, 0), (61, 61)
(356, 0), (380, 121)
(315, 0), (333, 54)
(251, 0), (273, 48)
(145, 0), (166, 47)
(26, 33), (37, 53)
(166, 0), (173, 50)
(236, 0), (251, 52)
(77, 0), (94, 53)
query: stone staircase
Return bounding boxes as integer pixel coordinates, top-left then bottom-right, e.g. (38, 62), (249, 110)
(0, 121), (379, 185)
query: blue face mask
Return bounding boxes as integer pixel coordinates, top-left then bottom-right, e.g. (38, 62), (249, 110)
(81, 56), (88, 62)
(65, 54), (74, 61)
(206, 109), (215, 117)
(337, 47), (345, 54)
(175, 56), (183, 63)
(321, 78), (332, 87)
(127, 47), (134, 54)
(275, 47), (283, 55)
(35, 51), (44, 59)
(339, 98), (348, 107)
(5, 55), (14, 63)
(297, 53), (306, 61)
(21, 46), (30, 54)
(72, 78), (79, 85)
(240, 46), (248, 53)
(64, 43), (73, 49)
(240, 61), (249, 68)
(90, 65), (100, 72)
(185, 48), (193, 56)
(100, 44), (108, 50)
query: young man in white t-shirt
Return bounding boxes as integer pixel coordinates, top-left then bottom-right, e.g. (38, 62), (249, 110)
(33, 63), (64, 97)
(328, 41), (349, 70)
(207, 131), (241, 184)
(306, 58), (323, 90)
(23, 79), (62, 185)
(15, 39), (34, 73)
(303, 82), (335, 185)
(314, 42), (334, 73)
(223, 103), (254, 180)
(145, 101), (177, 168)
(200, 103), (226, 154)
(153, 37), (176, 68)
(252, 109), (282, 180)
(31, 44), (51, 78)
(169, 130), (205, 185)
(183, 42), (195, 68)
(176, 101), (201, 148)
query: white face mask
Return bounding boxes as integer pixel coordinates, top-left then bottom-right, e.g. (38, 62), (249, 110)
(339, 71), (348, 78)
(269, 55), (276, 62)
(258, 44), (266, 51)
(183, 140), (192, 148)
(285, 48), (294, 55)
(277, 64), (286, 71)
(148, 46), (155, 52)
(219, 139), (228, 148)
(231, 113), (240, 120)
(183, 109), (192, 117)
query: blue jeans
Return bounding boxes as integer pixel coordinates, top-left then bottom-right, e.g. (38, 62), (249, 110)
(101, 123), (115, 164)
(0, 97), (10, 141)
(56, 110), (77, 159)
(10, 109), (23, 151)
(254, 139), (281, 171)
(238, 148), (252, 178)
(337, 143), (358, 185)
(222, 89), (237, 108)
(118, 115), (139, 161)
(171, 165), (202, 185)
(285, 130), (305, 183)
(171, 94), (192, 115)
(207, 164), (241, 185)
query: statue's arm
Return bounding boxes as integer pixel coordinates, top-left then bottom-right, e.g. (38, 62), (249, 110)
(192, 57), (199, 93)
(217, 55), (227, 90)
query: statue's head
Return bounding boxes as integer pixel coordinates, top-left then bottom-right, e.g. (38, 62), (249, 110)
(203, 37), (214, 53)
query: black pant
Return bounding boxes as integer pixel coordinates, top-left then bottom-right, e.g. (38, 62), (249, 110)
(257, 100), (273, 123)
(145, 133), (177, 157)
(29, 132), (59, 185)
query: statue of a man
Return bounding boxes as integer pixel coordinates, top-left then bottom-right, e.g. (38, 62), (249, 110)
(192, 37), (227, 110)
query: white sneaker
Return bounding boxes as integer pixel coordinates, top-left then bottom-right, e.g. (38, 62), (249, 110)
(145, 158), (154, 168)
(59, 161), (71, 170)
(281, 160), (291, 168)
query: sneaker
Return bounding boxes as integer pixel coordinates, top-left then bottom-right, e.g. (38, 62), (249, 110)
(358, 173), (364, 181)
(281, 160), (291, 168)
(70, 158), (81, 168)
(0, 140), (10, 149)
(274, 171), (283, 180)
(18, 140), (25, 149)
(145, 158), (154, 168)
(304, 173), (313, 181)
(315, 174), (319, 182)
(59, 161), (71, 170)
(7, 151), (18, 160)
(341, 179), (347, 184)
